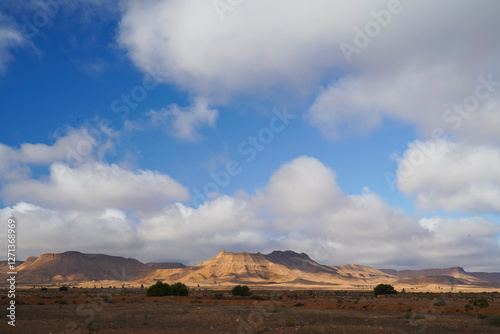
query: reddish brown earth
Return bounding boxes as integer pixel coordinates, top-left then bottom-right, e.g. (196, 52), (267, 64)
(1, 288), (499, 333)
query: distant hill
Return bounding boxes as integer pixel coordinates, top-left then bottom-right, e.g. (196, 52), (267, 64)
(468, 272), (500, 284)
(0, 260), (24, 270)
(395, 276), (464, 286)
(6, 251), (182, 284)
(380, 267), (498, 286)
(4, 250), (499, 288)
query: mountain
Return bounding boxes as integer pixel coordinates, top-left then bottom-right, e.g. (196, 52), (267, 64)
(4, 250), (499, 288)
(468, 272), (500, 284)
(143, 250), (396, 285)
(10, 251), (149, 283)
(330, 264), (394, 280)
(395, 276), (465, 286)
(380, 267), (491, 285)
(1, 260), (24, 271)
(6, 251), (180, 284)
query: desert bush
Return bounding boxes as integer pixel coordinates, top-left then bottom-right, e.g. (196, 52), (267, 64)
(465, 298), (489, 318)
(146, 281), (188, 296)
(170, 282), (189, 296)
(373, 284), (397, 297)
(41, 287), (47, 291)
(59, 286), (68, 291)
(146, 281), (171, 296)
(87, 320), (99, 334)
(231, 285), (251, 296)
(433, 299), (446, 306)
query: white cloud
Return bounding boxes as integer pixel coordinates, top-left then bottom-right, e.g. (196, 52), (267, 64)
(415, 217), (500, 270)
(149, 96), (218, 141)
(0, 124), (117, 184)
(0, 124), (188, 212)
(307, 0), (500, 143)
(118, 0), (500, 143)
(118, 0), (372, 101)
(396, 139), (500, 214)
(0, 203), (142, 260)
(2, 161), (189, 212)
(1, 155), (498, 270)
(260, 156), (341, 217)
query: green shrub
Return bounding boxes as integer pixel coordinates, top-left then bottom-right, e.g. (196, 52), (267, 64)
(59, 286), (68, 291)
(232, 285), (251, 296)
(170, 282), (189, 296)
(465, 298), (489, 318)
(373, 284), (397, 297)
(146, 281), (189, 296)
(146, 281), (171, 296)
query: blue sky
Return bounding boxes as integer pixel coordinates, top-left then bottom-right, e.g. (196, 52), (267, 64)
(0, 0), (499, 271)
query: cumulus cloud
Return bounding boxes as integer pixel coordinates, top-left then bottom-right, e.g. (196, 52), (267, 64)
(307, 0), (500, 142)
(1, 155), (499, 270)
(416, 217), (500, 270)
(0, 126), (111, 183)
(149, 96), (218, 141)
(260, 156), (341, 217)
(2, 162), (189, 212)
(117, 0), (369, 100)
(395, 139), (500, 214)
(118, 0), (500, 143)
(0, 202), (142, 261)
(0, 124), (189, 212)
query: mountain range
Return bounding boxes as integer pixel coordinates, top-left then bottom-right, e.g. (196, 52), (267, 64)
(2, 250), (499, 289)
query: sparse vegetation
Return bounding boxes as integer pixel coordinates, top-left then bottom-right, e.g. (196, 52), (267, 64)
(373, 284), (397, 297)
(87, 320), (99, 333)
(146, 281), (189, 296)
(170, 282), (189, 296)
(231, 285), (251, 296)
(146, 281), (171, 296)
(433, 298), (446, 306)
(465, 298), (489, 318)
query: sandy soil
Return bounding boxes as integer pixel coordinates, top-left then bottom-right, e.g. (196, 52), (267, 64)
(1, 288), (499, 333)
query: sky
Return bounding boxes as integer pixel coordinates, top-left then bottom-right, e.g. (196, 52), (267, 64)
(0, 0), (499, 271)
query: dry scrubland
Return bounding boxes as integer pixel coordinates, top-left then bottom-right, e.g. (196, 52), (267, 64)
(1, 288), (499, 333)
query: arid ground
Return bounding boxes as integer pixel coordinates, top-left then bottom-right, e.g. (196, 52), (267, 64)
(1, 288), (500, 333)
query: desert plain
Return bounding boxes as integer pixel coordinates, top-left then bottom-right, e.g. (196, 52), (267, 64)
(1, 287), (500, 333)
